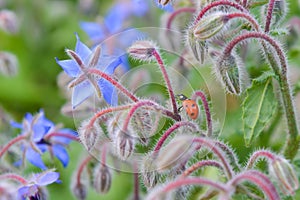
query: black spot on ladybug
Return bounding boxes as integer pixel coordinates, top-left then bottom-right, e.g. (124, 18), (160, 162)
(191, 104), (196, 107)
(191, 113), (195, 116)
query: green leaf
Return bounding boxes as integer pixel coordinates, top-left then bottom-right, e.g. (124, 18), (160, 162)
(242, 73), (277, 146)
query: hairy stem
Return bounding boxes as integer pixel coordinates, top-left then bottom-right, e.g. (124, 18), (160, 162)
(0, 134), (27, 158)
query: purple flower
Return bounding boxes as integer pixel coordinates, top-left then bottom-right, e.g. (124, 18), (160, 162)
(11, 110), (77, 169)
(56, 34), (122, 107)
(18, 170), (60, 200)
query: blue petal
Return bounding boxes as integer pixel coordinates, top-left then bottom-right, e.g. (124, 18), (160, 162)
(72, 80), (94, 108)
(119, 54), (130, 71)
(36, 171), (60, 186)
(18, 185), (38, 198)
(102, 57), (121, 75)
(80, 21), (105, 44)
(24, 113), (33, 122)
(55, 58), (80, 77)
(75, 34), (92, 63)
(10, 121), (23, 129)
(26, 148), (47, 170)
(99, 79), (118, 106)
(32, 124), (46, 142)
(52, 144), (69, 167)
(104, 5), (127, 33)
(131, 0), (149, 16)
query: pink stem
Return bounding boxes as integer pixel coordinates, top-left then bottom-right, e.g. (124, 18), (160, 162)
(264, 0), (275, 32)
(101, 144), (107, 167)
(76, 155), (93, 185)
(153, 121), (198, 152)
(192, 91), (212, 137)
(0, 173), (27, 185)
(194, 0), (247, 25)
(246, 150), (276, 169)
(87, 68), (139, 102)
(229, 170), (280, 200)
(45, 132), (80, 142)
(181, 160), (223, 177)
(151, 49), (178, 116)
(166, 7), (196, 30)
(225, 12), (260, 31)
(193, 138), (233, 179)
(0, 134), (27, 158)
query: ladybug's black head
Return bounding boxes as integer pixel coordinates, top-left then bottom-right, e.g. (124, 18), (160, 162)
(176, 94), (188, 101)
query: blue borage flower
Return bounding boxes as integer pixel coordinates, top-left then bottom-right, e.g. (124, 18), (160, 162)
(11, 110), (77, 169)
(56, 34), (123, 107)
(18, 170), (60, 200)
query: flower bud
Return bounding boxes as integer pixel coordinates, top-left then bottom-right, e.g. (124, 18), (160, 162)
(193, 12), (227, 40)
(78, 119), (102, 151)
(132, 109), (160, 145)
(187, 29), (208, 64)
(115, 129), (135, 160)
(0, 51), (18, 77)
(142, 155), (159, 188)
(270, 157), (299, 195)
(127, 40), (157, 61)
(215, 54), (242, 95)
(72, 182), (87, 200)
(0, 10), (19, 34)
(93, 165), (112, 194)
(156, 135), (194, 173)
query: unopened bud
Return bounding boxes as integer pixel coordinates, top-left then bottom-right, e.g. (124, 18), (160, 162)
(187, 29), (208, 64)
(72, 182), (87, 200)
(216, 54), (242, 95)
(115, 129), (135, 160)
(270, 157), (299, 195)
(93, 165), (112, 194)
(156, 135), (194, 173)
(78, 119), (102, 151)
(193, 12), (227, 40)
(0, 10), (19, 34)
(127, 40), (157, 61)
(142, 155), (159, 188)
(0, 51), (18, 77)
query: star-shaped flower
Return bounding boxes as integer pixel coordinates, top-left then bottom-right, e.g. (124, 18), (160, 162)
(11, 110), (77, 169)
(56, 34), (123, 107)
(18, 170), (60, 200)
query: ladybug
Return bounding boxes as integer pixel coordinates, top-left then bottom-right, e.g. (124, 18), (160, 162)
(177, 94), (199, 120)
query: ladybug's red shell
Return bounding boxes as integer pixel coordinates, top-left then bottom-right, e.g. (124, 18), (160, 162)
(182, 99), (199, 120)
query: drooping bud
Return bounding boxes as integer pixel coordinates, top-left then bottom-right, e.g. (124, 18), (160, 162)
(0, 51), (18, 77)
(187, 29), (208, 64)
(72, 182), (87, 200)
(132, 109), (160, 145)
(127, 40), (157, 61)
(270, 157), (299, 195)
(156, 135), (194, 173)
(141, 154), (159, 188)
(193, 12), (227, 41)
(114, 129), (135, 160)
(0, 10), (19, 34)
(215, 54), (242, 95)
(93, 165), (112, 194)
(78, 119), (102, 151)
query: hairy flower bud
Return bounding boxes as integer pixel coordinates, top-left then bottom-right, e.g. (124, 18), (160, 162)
(156, 135), (194, 173)
(142, 154), (159, 188)
(72, 182), (87, 200)
(115, 129), (135, 160)
(78, 119), (102, 151)
(127, 40), (157, 61)
(193, 12), (227, 40)
(93, 165), (112, 194)
(0, 10), (19, 34)
(187, 29), (208, 64)
(0, 51), (18, 77)
(270, 157), (299, 195)
(215, 54), (242, 95)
